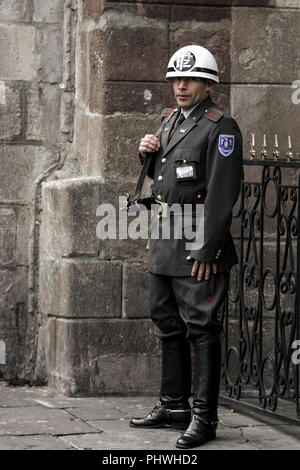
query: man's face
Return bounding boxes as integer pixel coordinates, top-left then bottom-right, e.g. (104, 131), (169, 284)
(172, 77), (214, 110)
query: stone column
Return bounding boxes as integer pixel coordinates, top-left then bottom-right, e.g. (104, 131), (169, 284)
(39, 0), (234, 395)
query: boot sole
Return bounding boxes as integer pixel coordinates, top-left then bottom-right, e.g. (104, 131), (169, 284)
(175, 434), (216, 449)
(130, 422), (189, 430)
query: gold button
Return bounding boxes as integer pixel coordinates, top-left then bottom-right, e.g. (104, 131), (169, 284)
(158, 176), (163, 182)
(157, 195), (162, 201)
(183, 159), (187, 164)
(197, 194), (201, 199)
(157, 214), (161, 219)
(161, 158), (166, 164)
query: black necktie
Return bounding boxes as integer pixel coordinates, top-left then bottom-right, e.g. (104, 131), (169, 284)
(168, 113), (185, 142)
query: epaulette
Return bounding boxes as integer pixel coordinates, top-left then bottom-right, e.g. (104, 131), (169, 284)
(203, 108), (224, 123)
(160, 108), (176, 120)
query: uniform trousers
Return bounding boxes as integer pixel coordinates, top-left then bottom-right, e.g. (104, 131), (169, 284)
(149, 271), (229, 344)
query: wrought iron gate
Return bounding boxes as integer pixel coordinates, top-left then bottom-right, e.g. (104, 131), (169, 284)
(221, 148), (300, 423)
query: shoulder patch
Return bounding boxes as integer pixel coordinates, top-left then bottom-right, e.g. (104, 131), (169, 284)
(160, 108), (175, 120)
(203, 108), (224, 123)
(218, 134), (235, 157)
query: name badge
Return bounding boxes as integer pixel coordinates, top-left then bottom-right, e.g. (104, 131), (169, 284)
(175, 162), (196, 181)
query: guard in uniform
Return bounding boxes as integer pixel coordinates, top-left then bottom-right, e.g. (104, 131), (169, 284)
(130, 45), (243, 449)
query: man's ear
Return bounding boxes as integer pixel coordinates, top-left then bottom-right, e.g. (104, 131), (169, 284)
(206, 80), (215, 93)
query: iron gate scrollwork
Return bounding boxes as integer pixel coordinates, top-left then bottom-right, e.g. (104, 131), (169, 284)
(221, 158), (300, 423)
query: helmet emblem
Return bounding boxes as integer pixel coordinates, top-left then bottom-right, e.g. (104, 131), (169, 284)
(174, 51), (196, 72)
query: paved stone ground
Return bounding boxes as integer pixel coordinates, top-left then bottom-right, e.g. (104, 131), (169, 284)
(0, 382), (300, 450)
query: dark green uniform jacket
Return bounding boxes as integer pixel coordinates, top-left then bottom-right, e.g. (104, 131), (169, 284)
(144, 95), (243, 276)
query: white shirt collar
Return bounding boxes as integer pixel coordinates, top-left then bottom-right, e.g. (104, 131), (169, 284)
(181, 103), (199, 119)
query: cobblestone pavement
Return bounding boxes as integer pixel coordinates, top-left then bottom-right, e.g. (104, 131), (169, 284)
(0, 382), (299, 450)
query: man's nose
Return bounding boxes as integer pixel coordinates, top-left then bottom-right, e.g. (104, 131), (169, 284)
(178, 79), (187, 89)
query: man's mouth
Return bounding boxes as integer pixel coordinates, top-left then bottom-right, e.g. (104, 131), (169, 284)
(177, 95), (190, 99)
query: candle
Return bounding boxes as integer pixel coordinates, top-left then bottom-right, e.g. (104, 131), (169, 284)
(263, 134), (267, 147)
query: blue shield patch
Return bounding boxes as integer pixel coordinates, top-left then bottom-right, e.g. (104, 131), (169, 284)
(218, 134), (235, 157)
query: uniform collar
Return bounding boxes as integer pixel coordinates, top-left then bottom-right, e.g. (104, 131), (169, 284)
(161, 96), (215, 157)
(185, 95), (214, 121)
(181, 104), (199, 119)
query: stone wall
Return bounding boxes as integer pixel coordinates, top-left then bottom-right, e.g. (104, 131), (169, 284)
(39, 0), (235, 396)
(0, 0), (299, 394)
(0, 0), (66, 384)
(229, 1), (300, 371)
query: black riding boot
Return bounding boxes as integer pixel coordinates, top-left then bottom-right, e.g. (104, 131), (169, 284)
(130, 336), (192, 429)
(176, 340), (221, 448)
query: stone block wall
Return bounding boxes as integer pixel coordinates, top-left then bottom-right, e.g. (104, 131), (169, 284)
(41, 0), (235, 395)
(229, 1), (300, 372)
(231, 4), (300, 157)
(0, 0), (65, 384)
(0, 0), (299, 394)
(39, 176), (160, 394)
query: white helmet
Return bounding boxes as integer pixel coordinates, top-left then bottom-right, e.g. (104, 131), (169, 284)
(165, 45), (219, 83)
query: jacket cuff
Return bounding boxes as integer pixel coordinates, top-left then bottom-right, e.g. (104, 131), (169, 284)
(189, 242), (224, 264)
